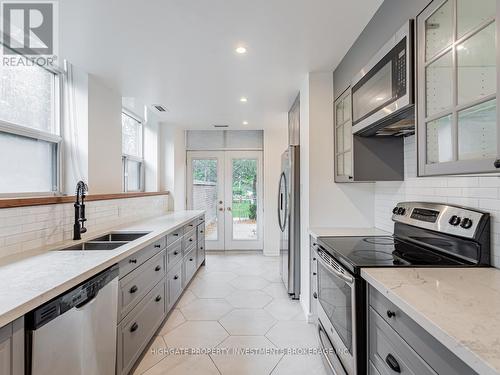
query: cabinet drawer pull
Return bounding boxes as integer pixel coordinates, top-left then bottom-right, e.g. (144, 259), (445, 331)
(154, 244), (161, 248)
(189, 258), (194, 261)
(313, 272), (317, 276)
(130, 322), (139, 333)
(189, 238), (193, 242)
(385, 354), (401, 373)
(155, 295), (162, 302)
(387, 310), (396, 319)
(200, 247), (204, 250)
(173, 233), (179, 236)
(200, 230), (204, 234)
(129, 285), (138, 294)
(129, 259), (137, 264)
(174, 251), (179, 255)
(174, 275), (179, 280)
(494, 159), (500, 168)
(155, 265), (161, 272)
(313, 292), (318, 299)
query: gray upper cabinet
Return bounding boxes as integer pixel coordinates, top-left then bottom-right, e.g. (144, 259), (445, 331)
(417, 0), (499, 176)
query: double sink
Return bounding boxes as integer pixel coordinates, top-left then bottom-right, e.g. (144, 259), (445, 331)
(59, 232), (150, 251)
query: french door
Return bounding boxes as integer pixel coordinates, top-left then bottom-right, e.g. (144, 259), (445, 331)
(187, 150), (263, 251)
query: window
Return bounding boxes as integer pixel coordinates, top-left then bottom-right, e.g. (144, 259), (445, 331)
(0, 55), (61, 196)
(121, 111), (144, 192)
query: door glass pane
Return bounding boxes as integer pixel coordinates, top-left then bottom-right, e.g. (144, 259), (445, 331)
(0, 132), (57, 193)
(126, 160), (141, 191)
(457, 0), (495, 38)
(457, 23), (496, 104)
(343, 123), (351, 151)
(425, 0), (453, 60)
(352, 61), (392, 123)
(344, 151), (352, 177)
(317, 262), (353, 353)
(427, 115), (453, 164)
(343, 95), (351, 121)
(192, 159), (218, 241)
(336, 126), (344, 152)
(458, 99), (497, 160)
(336, 101), (344, 125)
(231, 159), (258, 240)
(337, 154), (344, 176)
(426, 51), (453, 116)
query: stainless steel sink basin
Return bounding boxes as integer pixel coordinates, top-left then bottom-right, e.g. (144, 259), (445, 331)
(91, 232), (149, 242)
(59, 241), (129, 251)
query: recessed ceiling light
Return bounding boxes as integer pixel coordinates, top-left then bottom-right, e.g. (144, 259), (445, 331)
(243, 121), (249, 125)
(235, 46), (247, 54)
(240, 97), (248, 103)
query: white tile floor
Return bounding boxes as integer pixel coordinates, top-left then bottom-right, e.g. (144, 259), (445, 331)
(133, 251), (328, 375)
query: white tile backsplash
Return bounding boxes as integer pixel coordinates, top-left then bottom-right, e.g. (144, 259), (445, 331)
(375, 135), (500, 268)
(0, 195), (169, 259)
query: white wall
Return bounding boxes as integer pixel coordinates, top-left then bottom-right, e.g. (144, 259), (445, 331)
(375, 136), (500, 269)
(300, 72), (376, 318)
(263, 123), (288, 256)
(160, 126), (186, 210)
(87, 75), (123, 193)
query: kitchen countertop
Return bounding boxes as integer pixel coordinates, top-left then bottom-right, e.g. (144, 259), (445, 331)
(0, 210), (204, 328)
(309, 227), (390, 238)
(362, 267), (500, 375)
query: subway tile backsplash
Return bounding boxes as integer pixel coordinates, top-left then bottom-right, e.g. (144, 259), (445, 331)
(0, 195), (169, 259)
(375, 135), (500, 269)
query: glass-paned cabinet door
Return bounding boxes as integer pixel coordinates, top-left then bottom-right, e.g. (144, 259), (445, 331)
(334, 88), (353, 182)
(417, 0), (499, 176)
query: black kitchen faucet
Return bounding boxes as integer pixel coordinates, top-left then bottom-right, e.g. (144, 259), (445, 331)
(73, 180), (88, 240)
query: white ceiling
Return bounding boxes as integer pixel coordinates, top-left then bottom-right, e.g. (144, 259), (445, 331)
(60, 0), (382, 129)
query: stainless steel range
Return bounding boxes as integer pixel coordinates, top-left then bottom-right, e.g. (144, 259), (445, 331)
(313, 202), (491, 375)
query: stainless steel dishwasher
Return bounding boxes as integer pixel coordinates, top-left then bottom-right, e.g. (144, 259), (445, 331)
(26, 265), (119, 375)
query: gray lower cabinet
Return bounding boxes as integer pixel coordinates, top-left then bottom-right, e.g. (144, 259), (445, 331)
(116, 214), (206, 375)
(368, 286), (476, 375)
(0, 318), (23, 375)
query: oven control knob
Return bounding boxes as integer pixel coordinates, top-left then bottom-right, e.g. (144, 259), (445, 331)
(461, 218), (473, 229)
(398, 207), (406, 215)
(449, 215), (461, 226)
(392, 207), (399, 214)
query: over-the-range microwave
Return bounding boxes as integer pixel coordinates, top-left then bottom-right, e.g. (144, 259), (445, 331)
(351, 21), (415, 137)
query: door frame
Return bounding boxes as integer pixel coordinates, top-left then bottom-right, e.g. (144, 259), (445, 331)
(186, 150), (264, 251)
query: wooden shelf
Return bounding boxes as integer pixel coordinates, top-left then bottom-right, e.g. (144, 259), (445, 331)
(0, 192), (170, 209)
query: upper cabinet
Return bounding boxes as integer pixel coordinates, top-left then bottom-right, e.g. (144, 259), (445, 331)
(417, 0), (499, 175)
(335, 88), (354, 182)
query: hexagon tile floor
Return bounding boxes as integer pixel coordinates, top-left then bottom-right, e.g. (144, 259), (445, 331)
(132, 251), (328, 375)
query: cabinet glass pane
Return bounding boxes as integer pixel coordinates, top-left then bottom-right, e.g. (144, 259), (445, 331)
(343, 95), (351, 121)
(337, 154), (344, 176)
(426, 115), (453, 164)
(343, 123), (351, 151)
(457, 23), (496, 104)
(457, 0), (495, 38)
(336, 101), (344, 125)
(425, 0), (453, 60)
(336, 126), (344, 152)
(426, 51), (453, 116)
(344, 151), (352, 177)
(458, 99), (497, 160)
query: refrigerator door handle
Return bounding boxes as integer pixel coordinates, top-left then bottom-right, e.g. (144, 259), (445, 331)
(278, 172), (287, 232)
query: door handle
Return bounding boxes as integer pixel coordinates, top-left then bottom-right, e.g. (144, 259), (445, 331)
(219, 207), (224, 211)
(227, 207), (232, 211)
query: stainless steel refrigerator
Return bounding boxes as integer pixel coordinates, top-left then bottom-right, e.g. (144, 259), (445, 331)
(278, 145), (300, 299)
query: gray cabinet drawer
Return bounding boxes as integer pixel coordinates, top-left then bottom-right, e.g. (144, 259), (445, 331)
(117, 279), (166, 375)
(167, 228), (183, 246)
(0, 318), (24, 375)
(196, 216), (205, 226)
(167, 240), (183, 270)
(166, 263), (183, 310)
(118, 236), (167, 278)
(183, 229), (196, 251)
(119, 250), (166, 320)
(184, 220), (197, 233)
(369, 307), (436, 375)
(369, 287), (476, 375)
(197, 224), (205, 238)
(183, 248), (197, 288)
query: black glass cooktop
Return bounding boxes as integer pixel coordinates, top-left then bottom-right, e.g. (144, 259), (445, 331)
(317, 236), (468, 274)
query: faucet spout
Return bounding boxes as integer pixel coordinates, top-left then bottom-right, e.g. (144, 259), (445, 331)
(73, 181), (88, 240)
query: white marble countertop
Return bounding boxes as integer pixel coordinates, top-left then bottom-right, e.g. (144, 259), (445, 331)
(0, 210), (204, 328)
(309, 227), (390, 239)
(362, 267), (500, 375)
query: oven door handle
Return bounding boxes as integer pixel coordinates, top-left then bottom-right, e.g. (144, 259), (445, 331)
(318, 322), (347, 375)
(315, 249), (354, 285)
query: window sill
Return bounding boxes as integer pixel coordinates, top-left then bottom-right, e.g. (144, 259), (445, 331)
(0, 191), (169, 209)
